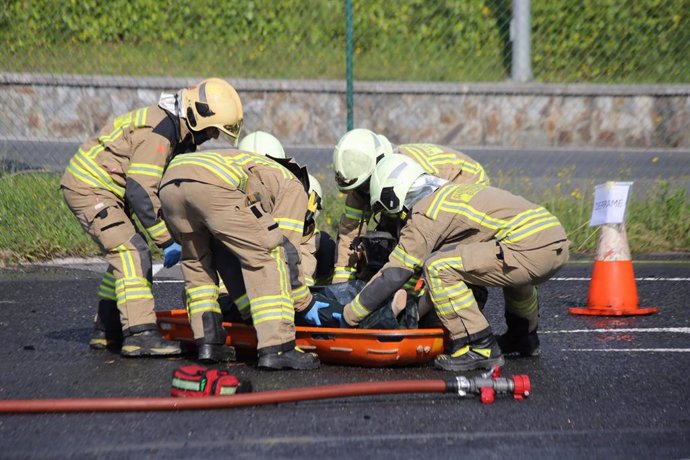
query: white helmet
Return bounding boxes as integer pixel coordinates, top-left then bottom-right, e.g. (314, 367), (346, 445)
(181, 78), (243, 144)
(238, 130), (286, 159)
(333, 128), (394, 192)
(370, 154), (426, 215)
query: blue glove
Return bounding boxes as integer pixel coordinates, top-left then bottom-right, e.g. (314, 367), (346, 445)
(296, 298), (345, 328)
(163, 242), (182, 268)
(303, 300), (330, 326)
(331, 312), (349, 328)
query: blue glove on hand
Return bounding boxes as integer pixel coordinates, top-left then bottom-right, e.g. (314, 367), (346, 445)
(331, 312), (349, 328)
(296, 298), (346, 328)
(303, 300), (330, 326)
(163, 242), (182, 268)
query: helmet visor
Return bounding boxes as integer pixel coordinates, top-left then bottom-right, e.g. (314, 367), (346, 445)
(371, 186), (400, 215)
(219, 120), (243, 146)
(335, 170), (358, 189)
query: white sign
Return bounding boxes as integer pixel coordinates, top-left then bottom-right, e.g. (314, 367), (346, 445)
(589, 181), (633, 226)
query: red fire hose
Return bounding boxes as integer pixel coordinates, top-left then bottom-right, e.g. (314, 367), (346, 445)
(0, 373), (530, 414)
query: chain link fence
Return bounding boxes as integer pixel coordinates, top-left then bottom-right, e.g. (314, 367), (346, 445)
(0, 0), (689, 262)
(1, 1), (688, 82)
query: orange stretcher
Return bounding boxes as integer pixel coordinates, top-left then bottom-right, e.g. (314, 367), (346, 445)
(156, 309), (447, 367)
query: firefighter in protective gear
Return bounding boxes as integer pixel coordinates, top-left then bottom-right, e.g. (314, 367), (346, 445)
(61, 77), (243, 357)
(238, 130), (286, 159)
(159, 148), (320, 369)
(239, 131), (334, 286)
(342, 155), (569, 371)
(332, 129), (490, 285)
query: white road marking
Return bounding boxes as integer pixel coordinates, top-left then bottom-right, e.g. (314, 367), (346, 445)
(544, 327), (690, 334)
(563, 348), (690, 352)
(152, 263), (164, 276)
(552, 277), (690, 281)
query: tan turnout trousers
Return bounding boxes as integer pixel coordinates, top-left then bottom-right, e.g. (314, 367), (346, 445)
(159, 180), (295, 350)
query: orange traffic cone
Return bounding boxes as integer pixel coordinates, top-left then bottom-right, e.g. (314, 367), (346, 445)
(569, 223), (659, 316)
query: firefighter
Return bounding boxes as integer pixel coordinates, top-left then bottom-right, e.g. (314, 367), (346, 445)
(331, 128), (490, 285)
(239, 131), (334, 286)
(158, 148), (321, 368)
(341, 155), (570, 371)
(61, 78), (243, 357)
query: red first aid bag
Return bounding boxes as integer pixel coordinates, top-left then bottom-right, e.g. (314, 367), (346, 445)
(171, 364), (251, 397)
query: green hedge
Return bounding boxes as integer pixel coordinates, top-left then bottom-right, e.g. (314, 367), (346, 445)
(1, 0), (688, 82)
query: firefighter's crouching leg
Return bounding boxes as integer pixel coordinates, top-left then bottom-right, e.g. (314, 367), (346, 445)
(423, 246), (503, 371)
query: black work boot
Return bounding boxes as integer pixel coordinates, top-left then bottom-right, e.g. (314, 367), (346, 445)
(497, 311), (541, 357)
(258, 345), (320, 370)
(197, 343), (236, 363)
(121, 326), (181, 357)
(195, 312), (236, 363)
(434, 334), (504, 372)
(89, 299), (123, 350)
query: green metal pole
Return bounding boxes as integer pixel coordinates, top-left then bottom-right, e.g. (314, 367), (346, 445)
(346, 0), (354, 130)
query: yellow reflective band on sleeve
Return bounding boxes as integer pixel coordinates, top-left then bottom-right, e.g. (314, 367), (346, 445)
(235, 293), (250, 313)
(275, 217), (304, 235)
(344, 205), (367, 221)
(146, 221), (169, 239)
(304, 275), (315, 287)
(389, 246), (422, 270)
(128, 163), (164, 179)
(292, 284), (310, 302)
(350, 294), (371, 320)
(332, 266), (357, 282)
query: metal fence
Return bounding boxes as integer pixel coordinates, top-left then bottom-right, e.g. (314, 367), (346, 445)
(1, 0), (688, 187)
(1, 1), (689, 262)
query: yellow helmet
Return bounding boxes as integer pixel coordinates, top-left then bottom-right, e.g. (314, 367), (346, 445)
(181, 78), (243, 145)
(332, 128), (394, 192)
(370, 154), (425, 215)
(238, 131), (286, 158)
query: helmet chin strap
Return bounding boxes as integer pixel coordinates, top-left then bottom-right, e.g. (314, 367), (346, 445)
(404, 175), (448, 210)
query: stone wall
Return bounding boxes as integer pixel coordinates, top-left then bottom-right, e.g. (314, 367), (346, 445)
(1, 73), (689, 148)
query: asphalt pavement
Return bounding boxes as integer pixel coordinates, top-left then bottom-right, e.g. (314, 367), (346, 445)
(0, 259), (689, 459)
